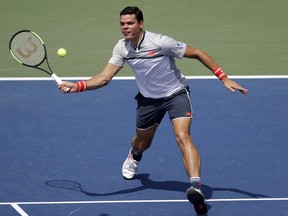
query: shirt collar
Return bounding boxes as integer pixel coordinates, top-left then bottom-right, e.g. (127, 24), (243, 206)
(132, 30), (145, 50)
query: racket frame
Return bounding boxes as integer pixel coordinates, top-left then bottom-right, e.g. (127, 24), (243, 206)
(9, 29), (64, 84)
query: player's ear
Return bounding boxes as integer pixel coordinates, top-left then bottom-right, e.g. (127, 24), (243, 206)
(139, 21), (144, 29)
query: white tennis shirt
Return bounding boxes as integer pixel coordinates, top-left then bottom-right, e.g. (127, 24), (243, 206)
(109, 31), (188, 98)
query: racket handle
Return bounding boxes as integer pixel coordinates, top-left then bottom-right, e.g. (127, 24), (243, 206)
(51, 73), (63, 84)
(51, 73), (71, 92)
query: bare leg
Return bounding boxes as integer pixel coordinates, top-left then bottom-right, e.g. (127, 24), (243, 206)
(131, 124), (158, 153)
(172, 118), (207, 213)
(122, 124), (158, 179)
(172, 118), (200, 178)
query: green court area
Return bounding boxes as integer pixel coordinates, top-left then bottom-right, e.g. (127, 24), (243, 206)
(1, 0), (287, 77)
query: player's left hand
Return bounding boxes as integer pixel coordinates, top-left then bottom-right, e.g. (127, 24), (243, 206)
(221, 77), (249, 96)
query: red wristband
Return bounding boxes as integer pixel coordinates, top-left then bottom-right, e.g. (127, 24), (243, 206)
(212, 66), (227, 80)
(75, 81), (88, 92)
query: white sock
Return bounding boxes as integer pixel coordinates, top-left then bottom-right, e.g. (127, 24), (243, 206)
(190, 177), (201, 189)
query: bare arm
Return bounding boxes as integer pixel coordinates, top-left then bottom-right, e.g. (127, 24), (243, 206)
(58, 63), (122, 93)
(86, 63), (122, 90)
(184, 45), (248, 95)
(183, 45), (219, 70)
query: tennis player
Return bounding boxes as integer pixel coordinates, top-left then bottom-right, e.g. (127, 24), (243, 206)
(59, 6), (248, 214)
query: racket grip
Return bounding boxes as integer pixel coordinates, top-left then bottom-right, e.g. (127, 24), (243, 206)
(51, 73), (63, 84)
(51, 73), (71, 92)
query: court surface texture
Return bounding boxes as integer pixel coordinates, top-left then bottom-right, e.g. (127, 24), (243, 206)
(0, 77), (287, 216)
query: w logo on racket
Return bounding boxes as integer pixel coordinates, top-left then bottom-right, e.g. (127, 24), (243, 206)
(16, 37), (38, 59)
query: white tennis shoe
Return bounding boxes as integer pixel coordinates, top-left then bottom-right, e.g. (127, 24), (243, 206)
(122, 149), (139, 180)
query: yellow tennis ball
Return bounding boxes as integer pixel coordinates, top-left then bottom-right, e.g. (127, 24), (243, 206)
(57, 48), (67, 57)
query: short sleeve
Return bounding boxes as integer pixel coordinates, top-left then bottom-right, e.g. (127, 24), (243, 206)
(158, 34), (186, 59)
(108, 41), (125, 67)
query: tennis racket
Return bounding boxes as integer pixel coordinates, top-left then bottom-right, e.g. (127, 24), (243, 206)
(9, 30), (65, 85)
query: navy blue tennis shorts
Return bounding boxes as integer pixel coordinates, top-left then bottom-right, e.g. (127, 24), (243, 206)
(135, 87), (193, 129)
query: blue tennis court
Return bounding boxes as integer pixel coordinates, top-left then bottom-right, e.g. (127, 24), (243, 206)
(0, 77), (287, 216)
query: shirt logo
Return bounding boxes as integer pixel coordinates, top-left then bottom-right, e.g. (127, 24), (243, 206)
(176, 42), (184, 49)
(148, 51), (156, 56)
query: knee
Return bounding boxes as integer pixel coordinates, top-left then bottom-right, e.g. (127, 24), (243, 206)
(131, 136), (151, 152)
(175, 131), (192, 148)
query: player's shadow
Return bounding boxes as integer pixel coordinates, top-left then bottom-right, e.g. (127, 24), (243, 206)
(46, 174), (270, 215)
(138, 174), (270, 200)
(46, 173), (270, 199)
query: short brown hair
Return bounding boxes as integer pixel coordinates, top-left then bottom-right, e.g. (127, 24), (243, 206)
(120, 6), (144, 23)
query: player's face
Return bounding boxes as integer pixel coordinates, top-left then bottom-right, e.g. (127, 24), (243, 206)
(120, 14), (144, 46)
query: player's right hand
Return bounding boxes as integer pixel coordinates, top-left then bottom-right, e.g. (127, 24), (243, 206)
(58, 81), (77, 93)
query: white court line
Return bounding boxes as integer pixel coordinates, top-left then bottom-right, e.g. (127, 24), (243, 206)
(3, 198), (288, 216)
(0, 75), (288, 81)
(1, 197), (288, 206)
(10, 203), (29, 216)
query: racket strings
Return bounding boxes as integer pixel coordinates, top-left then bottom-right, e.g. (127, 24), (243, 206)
(10, 32), (46, 66)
